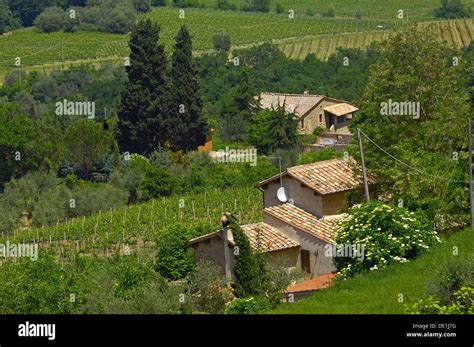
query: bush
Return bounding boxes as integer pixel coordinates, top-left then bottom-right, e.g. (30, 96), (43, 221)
(322, 6), (335, 17)
(306, 8), (315, 17)
(335, 201), (442, 278)
(212, 33), (232, 52)
(133, 0), (152, 12)
(101, 7), (135, 34)
(434, 0), (471, 19)
(216, 0), (236, 10)
(297, 148), (338, 165)
(225, 296), (270, 314)
(275, 3), (284, 14)
(241, 0), (270, 13)
(405, 286), (474, 314)
(34, 6), (67, 32)
(152, 0), (167, 5)
(155, 224), (199, 280)
(189, 261), (234, 313)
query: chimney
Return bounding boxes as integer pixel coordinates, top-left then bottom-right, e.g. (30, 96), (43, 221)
(220, 213), (232, 281)
(303, 90), (309, 96)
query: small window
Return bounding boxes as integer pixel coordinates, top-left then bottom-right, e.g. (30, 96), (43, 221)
(337, 116), (346, 124)
(319, 114), (322, 123)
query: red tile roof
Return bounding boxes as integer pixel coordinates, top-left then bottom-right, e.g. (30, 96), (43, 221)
(264, 203), (347, 244)
(189, 222), (300, 253)
(241, 222), (299, 252)
(257, 158), (375, 195)
(324, 103), (359, 117)
(285, 273), (336, 293)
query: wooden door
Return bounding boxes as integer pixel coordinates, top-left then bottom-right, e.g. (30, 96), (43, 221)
(301, 250), (311, 273)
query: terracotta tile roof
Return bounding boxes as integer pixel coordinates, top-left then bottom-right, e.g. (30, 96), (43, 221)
(189, 223), (300, 253)
(264, 203), (348, 244)
(324, 103), (359, 117)
(289, 158), (373, 195)
(285, 273), (336, 293)
(257, 158), (374, 195)
(259, 92), (324, 117)
(241, 222), (299, 252)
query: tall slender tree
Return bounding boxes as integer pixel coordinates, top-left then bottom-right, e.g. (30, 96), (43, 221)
(168, 25), (208, 152)
(117, 19), (170, 155)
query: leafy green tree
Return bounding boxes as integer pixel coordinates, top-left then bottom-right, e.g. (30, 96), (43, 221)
(241, 0), (270, 12)
(265, 103), (298, 153)
(34, 6), (66, 32)
(434, 0), (471, 19)
(155, 224), (199, 280)
(0, 0), (20, 34)
(8, 0), (58, 26)
(212, 33), (231, 52)
(0, 103), (54, 189)
(0, 172), (69, 232)
(353, 27), (472, 222)
(168, 25), (208, 151)
(219, 67), (258, 141)
(117, 19), (170, 155)
(63, 119), (116, 180)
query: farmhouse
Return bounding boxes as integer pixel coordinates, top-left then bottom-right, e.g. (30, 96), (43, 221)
(258, 92), (358, 136)
(189, 158), (373, 278)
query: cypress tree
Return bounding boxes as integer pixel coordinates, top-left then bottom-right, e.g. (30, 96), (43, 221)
(117, 19), (170, 155)
(227, 213), (268, 298)
(168, 25), (208, 152)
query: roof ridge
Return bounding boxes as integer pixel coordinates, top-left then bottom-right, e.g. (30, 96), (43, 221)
(260, 92), (324, 97)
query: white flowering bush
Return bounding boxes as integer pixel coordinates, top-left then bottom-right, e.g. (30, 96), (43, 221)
(335, 201), (442, 278)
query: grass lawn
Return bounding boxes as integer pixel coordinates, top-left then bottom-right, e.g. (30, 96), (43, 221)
(272, 228), (474, 314)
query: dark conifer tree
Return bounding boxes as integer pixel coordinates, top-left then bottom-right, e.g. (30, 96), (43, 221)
(168, 25), (208, 152)
(117, 19), (170, 155)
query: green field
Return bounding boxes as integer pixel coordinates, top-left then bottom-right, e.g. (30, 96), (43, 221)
(0, 7), (390, 73)
(1, 187), (262, 255)
(0, 4), (473, 81)
(272, 228), (474, 314)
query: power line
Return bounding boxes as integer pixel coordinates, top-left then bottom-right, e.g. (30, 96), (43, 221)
(358, 129), (469, 184)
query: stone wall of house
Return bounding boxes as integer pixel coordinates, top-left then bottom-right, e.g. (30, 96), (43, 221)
(263, 213), (336, 277)
(262, 177), (324, 218)
(298, 99), (341, 134)
(322, 191), (346, 216)
(267, 246), (300, 269)
(192, 236), (234, 276)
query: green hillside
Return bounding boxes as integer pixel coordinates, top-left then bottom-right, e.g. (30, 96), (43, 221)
(273, 228), (474, 314)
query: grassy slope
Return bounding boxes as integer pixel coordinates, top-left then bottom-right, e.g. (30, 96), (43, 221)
(273, 228), (474, 314)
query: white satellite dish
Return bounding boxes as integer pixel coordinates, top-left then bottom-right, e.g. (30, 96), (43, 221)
(277, 186), (288, 203)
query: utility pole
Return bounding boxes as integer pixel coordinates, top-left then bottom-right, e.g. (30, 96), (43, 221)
(469, 119), (473, 227)
(357, 128), (370, 202)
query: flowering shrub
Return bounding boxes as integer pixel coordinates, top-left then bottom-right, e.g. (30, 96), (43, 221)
(224, 297), (270, 314)
(405, 286), (474, 314)
(335, 201), (441, 278)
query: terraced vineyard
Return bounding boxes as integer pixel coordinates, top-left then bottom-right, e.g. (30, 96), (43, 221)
(0, 187), (263, 256)
(277, 18), (474, 60)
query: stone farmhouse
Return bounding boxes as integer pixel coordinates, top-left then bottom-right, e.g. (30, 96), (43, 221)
(189, 158), (374, 279)
(258, 92), (358, 138)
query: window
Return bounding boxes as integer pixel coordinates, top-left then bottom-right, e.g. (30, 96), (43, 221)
(319, 114), (322, 123)
(301, 250), (311, 273)
(337, 116), (346, 124)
